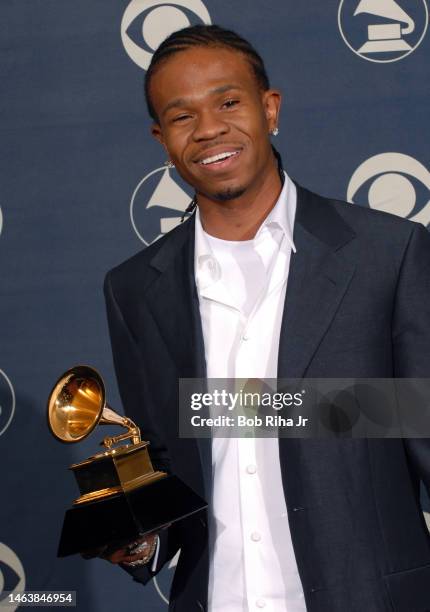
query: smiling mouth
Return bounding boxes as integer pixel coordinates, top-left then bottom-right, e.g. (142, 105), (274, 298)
(198, 150), (241, 166)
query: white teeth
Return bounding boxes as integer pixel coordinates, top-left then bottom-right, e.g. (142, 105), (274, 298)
(200, 150), (239, 165)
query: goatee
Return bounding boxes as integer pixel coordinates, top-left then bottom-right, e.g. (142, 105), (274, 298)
(213, 186), (246, 202)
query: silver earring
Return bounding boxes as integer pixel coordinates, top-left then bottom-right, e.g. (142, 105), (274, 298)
(270, 127), (279, 137)
(164, 160), (175, 169)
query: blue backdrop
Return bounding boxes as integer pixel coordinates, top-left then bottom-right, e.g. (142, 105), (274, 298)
(1, 1), (429, 610)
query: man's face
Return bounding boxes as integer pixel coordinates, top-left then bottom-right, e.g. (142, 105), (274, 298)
(149, 46), (280, 202)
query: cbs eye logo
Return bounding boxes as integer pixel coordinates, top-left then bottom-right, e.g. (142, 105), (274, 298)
(130, 165), (193, 246)
(0, 543), (25, 612)
(338, 0), (428, 63)
(0, 369), (15, 438)
(347, 152), (430, 227)
(121, 0), (211, 70)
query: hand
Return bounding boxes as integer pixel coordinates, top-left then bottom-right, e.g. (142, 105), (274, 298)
(101, 532), (159, 566)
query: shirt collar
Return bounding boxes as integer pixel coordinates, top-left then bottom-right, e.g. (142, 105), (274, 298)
(195, 170), (297, 263)
(253, 171), (296, 253)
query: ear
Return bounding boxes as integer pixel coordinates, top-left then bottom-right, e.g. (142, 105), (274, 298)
(151, 122), (171, 160)
(262, 89), (281, 133)
(151, 122), (164, 146)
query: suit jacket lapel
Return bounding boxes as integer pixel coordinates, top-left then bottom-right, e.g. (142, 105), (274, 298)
(144, 216), (212, 501)
(278, 185), (357, 379)
(144, 215), (206, 379)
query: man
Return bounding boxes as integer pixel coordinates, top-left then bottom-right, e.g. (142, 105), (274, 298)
(103, 24), (430, 612)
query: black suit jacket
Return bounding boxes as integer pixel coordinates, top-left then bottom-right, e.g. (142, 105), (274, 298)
(104, 185), (430, 612)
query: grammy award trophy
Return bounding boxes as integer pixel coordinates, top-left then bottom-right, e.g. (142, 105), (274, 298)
(47, 365), (207, 557)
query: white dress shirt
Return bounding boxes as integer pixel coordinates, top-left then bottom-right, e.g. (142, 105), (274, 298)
(194, 173), (307, 612)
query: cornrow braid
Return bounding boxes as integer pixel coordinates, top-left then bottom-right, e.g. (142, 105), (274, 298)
(144, 24), (270, 123)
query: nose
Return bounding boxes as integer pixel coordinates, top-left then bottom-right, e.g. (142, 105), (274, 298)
(192, 109), (229, 142)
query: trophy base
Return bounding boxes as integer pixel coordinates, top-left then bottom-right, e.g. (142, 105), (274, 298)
(74, 469), (166, 505)
(57, 474), (207, 557)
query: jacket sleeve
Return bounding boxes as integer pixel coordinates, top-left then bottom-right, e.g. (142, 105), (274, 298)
(392, 222), (430, 496)
(103, 271), (182, 584)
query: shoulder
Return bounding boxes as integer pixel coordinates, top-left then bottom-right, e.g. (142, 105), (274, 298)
(296, 183), (425, 250)
(104, 215), (193, 298)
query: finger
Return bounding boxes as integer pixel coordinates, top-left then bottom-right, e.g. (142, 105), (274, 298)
(105, 546), (141, 563)
(103, 534), (158, 563)
(126, 547), (152, 561)
(125, 539), (157, 561)
(118, 550), (152, 564)
(128, 536), (156, 552)
(109, 555), (128, 564)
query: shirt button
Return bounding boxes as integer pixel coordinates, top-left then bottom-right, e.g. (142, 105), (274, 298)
(256, 599), (266, 608)
(202, 256), (220, 281)
(251, 532), (261, 542)
(208, 258), (216, 272)
(242, 333), (249, 341)
(246, 464), (257, 474)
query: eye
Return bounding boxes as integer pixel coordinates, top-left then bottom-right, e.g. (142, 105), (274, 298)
(222, 99), (239, 109)
(172, 114), (192, 123)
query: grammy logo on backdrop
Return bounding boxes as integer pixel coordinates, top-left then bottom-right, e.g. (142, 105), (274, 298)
(130, 166), (193, 246)
(338, 0), (428, 62)
(355, 0), (415, 53)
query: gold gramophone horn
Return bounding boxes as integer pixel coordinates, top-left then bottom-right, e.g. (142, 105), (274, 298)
(47, 365), (141, 448)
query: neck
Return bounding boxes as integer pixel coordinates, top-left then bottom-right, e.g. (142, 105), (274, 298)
(196, 157), (282, 241)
